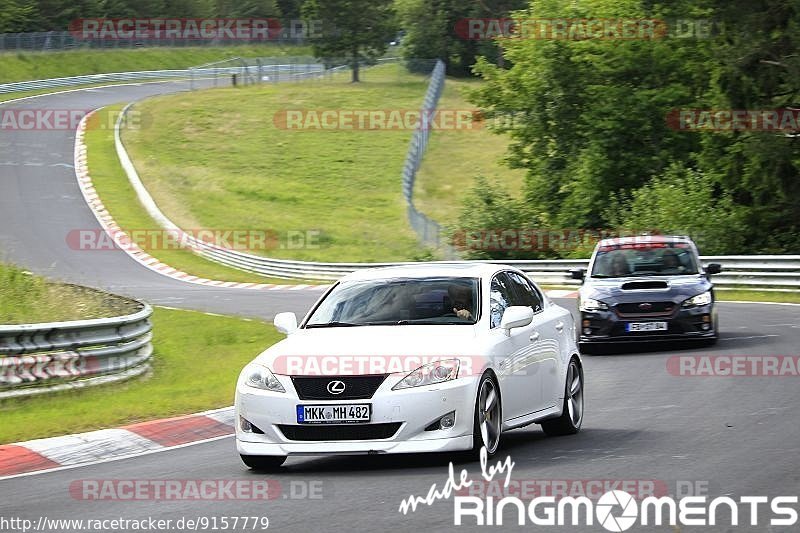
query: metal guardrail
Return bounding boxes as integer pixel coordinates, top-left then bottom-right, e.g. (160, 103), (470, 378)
(0, 301), (153, 399)
(114, 106), (800, 287)
(0, 61), (326, 95)
(108, 67), (800, 290)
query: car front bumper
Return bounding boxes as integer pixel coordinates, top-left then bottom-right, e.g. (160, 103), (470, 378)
(235, 374), (477, 457)
(578, 304), (717, 343)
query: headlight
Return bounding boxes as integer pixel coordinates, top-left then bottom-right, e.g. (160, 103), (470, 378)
(242, 363), (285, 392)
(682, 291), (712, 308)
(392, 359), (460, 390)
(580, 298), (608, 312)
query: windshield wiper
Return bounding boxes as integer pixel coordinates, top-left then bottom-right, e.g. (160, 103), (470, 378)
(364, 320), (410, 326)
(305, 321), (364, 328)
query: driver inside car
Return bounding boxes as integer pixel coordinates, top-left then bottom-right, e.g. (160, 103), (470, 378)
(447, 284), (474, 320)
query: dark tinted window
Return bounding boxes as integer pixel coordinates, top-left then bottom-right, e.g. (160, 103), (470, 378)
(507, 272), (544, 313)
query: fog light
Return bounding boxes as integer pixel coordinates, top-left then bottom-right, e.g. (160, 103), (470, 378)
(440, 411), (456, 429)
(702, 323), (711, 330)
(582, 319), (590, 327)
(239, 416), (264, 434)
(702, 315), (711, 323)
(583, 327), (592, 335)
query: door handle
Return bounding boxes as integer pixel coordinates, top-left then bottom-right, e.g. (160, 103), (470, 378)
(529, 332), (540, 342)
(555, 322), (564, 332)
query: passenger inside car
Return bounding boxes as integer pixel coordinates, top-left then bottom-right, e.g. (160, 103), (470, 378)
(661, 249), (685, 273)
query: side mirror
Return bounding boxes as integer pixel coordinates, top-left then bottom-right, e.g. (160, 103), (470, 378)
(500, 306), (534, 333)
(273, 312), (298, 334)
(570, 268), (586, 281)
(705, 263), (722, 276)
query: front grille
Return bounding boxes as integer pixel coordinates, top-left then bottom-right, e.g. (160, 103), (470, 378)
(277, 423), (402, 441)
(615, 301), (676, 318)
(291, 375), (387, 400)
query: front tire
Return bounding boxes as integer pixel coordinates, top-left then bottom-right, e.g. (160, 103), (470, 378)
(240, 454), (286, 470)
(541, 358), (584, 436)
(470, 373), (502, 458)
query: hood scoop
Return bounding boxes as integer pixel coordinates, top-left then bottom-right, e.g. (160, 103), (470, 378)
(621, 280), (668, 290)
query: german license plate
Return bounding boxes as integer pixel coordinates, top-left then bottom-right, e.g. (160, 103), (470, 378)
(296, 404), (371, 424)
(626, 321), (668, 332)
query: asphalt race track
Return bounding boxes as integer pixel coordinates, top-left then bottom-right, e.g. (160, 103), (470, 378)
(0, 81), (321, 320)
(1, 83), (799, 532)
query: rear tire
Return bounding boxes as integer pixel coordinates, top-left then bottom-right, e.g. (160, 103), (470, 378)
(240, 454), (286, 470)
(541, 358), (584, 436)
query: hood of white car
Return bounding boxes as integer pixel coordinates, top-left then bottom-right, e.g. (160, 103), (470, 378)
(254, 325), (482, 376)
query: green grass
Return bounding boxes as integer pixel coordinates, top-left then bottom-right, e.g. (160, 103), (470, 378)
(0, 306), (280, 444)
(412, 78), (526, 223)
(0, 45), (310, 84)
(716, 289), (800, 304)
(85, 105), (323, 284)
(121, 63), (427, 262)
(0, 263), (138, 324)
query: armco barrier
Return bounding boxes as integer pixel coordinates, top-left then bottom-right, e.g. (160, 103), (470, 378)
(0, 301), (153, 399)
(0, 62), (326, 95)
(108, 71), (800, 289)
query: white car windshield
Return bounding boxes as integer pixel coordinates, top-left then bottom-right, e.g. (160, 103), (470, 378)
(305, 277), (480, 327)
(590, 243), (700, 277)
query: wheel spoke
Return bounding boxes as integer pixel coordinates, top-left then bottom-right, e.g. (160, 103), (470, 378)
(485, 389), (497, 411)
(570, 373), (581, 396)
(486, 418), (499, 443)
(571, 398), (581, 423)
(480, 421), (489, 447)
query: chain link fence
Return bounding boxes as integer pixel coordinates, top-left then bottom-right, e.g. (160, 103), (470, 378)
(400, 59), (457, 258)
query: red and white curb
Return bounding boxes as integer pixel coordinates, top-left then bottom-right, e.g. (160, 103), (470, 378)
(0, 407), (236, 479)
(73, 111), (325, 292)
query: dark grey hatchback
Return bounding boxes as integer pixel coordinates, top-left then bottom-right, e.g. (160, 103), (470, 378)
(570, 235), (722, 350)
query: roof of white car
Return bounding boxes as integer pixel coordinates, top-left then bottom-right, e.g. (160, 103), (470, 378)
(340, 262), (510, 281)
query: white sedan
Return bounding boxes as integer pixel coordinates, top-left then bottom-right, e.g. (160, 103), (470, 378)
(235, 263), (584, 469)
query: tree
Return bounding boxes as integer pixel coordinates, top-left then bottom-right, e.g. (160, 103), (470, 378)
(397, 0), (526, 76)
(302, 0), (396, 82)
(463, 0), (799, 255)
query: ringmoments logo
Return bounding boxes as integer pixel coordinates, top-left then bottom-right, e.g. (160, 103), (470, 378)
(398, 450), (799, 529)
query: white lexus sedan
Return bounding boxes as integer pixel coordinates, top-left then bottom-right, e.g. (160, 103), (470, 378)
(235, 263), (584, 469)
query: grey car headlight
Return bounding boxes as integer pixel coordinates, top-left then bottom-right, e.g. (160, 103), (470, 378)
(392, 359), (460, 390)
(243, 363), (285, 393)
(580, 298), (608, 312)
(682, 291), (712, 308)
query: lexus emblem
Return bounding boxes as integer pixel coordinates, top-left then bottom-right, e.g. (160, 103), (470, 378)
(326, 380), (346, 395)
(638, 302), (653, 310)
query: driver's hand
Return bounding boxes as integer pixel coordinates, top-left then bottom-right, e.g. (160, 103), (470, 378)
(454, 308), (472, 320)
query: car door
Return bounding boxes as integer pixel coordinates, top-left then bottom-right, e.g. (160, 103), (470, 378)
(508, 272), (563, 410)
(489, 271), (547, 421)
